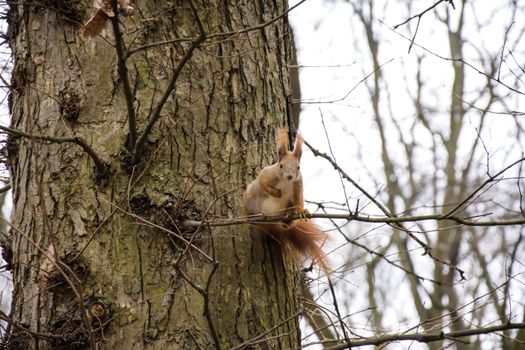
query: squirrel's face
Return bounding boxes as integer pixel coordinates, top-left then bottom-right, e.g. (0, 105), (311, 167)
(276, 131), (303, 182)
(279, 153), (300, 181)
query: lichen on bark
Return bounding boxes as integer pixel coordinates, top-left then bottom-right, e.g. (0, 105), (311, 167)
(5, 0), (302, 349)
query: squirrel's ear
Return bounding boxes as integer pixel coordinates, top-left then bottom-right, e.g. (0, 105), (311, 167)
(276, 129), (289, 160)
(293, 135), (303, 159)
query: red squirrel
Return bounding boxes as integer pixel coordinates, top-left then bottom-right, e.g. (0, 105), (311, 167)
(243, 129), (329, 273)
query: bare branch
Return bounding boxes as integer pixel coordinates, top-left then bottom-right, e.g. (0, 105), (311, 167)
(324, 322), (525, 349)
(498, 21), (515, 81)
(229, 311), (303, 350)
(132, 0), (206, 163)
(126, 0), (308, 56)
(444, 156), (525, 217)
(109, 0), (137, 151)
(302, 139), (439, 264)
(0, 125), (108, 177)
(177, 264), (220, 350)
(300, 59), (394, 105)
(0, 310), (61, 342)
(381, 19), (525, 96)
(393, 0), (451, 30)
(302, 287), (338, 346)
(184, 211), (525, 229)
(0, 184), (10, 193)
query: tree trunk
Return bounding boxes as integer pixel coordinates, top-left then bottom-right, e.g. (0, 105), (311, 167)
(5, 1), (302, 349)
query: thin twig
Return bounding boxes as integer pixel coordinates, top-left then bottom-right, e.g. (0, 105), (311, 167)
(0, 218), (85, 317)
(306, 125), (473, 280)
(380, 19), (525, 96)
(498, 21), (515, 81)
(393, 0), (449, 29)
(0, 310), (61, 341)
(334, 223), (446, 284)
(319, 109), (352, 215)
(300, 59), (394, 105)
(34, 156), (97, 350)
(183, 211), (525, 229)
(449, 89), (524, 116)
(408, 16), (421, 53)
(327, 276), (350, 344)
(126, 0), (308, 56)
(109, 0), (137, 151)
(324, 322), (525, 349)
(0, 125), (108, 176)
(132, 0), (206, 163)
(177, 266), (221, 350)
(443, 156), (525, 217)
(98, 196), (213, 262)
(303, 140), (432, 253)
(229, 311), (303, 350)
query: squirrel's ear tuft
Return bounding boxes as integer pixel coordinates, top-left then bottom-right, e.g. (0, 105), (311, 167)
(293, 135), (303, 159)
(276, 129), (289, 160)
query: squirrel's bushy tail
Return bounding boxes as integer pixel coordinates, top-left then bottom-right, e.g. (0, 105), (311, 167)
(258, 220), (330, 274)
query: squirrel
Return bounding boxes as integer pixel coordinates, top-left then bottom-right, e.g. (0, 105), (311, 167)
(243, 129), (329, 273)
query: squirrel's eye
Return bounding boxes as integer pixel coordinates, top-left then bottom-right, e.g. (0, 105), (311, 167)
(279, 164), (283, 168)
(297, 166), (300, 170)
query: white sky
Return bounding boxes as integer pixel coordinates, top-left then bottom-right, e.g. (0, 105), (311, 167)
(0, 1), (523, 347)
(289, 0), (525, 348)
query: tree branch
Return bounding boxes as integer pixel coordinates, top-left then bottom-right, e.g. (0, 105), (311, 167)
(443, 156), (525, 217)
(0, 125), (108, 176)
(303, 140), (434, 253)
(109, 0), (137, 151)
(126, 0), (307, 57)
(393, 0), (451, 30)
(0, 185), (10, 194)
(132, 0), (206, 164)
(381, 19), (525, 96)
(177, 266), (221, 350)
(184, 211), (525, 229)
(323, 322), (525, 349)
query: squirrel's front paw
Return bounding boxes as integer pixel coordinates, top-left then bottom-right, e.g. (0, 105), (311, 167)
(297, 208), (310, 219)
(271, 188), (282, 198)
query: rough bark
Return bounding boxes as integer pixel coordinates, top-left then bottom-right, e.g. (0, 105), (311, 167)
(5, 1), (302, 349)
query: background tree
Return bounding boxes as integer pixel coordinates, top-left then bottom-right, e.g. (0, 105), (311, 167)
(289, 0), (525, 349)
(1, 0), (525, 349)
(0, 0), (306, 349)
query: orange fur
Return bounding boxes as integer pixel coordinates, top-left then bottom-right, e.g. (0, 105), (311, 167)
(254, 221), (329, 274)
(244, 129), (330, 273)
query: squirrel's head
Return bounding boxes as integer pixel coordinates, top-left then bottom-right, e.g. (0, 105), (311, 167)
(276, 129), (303, 181)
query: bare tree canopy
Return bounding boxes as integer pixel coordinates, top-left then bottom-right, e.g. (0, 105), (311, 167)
(289, 0), (525, 349)
(0, 0), (523, 349)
